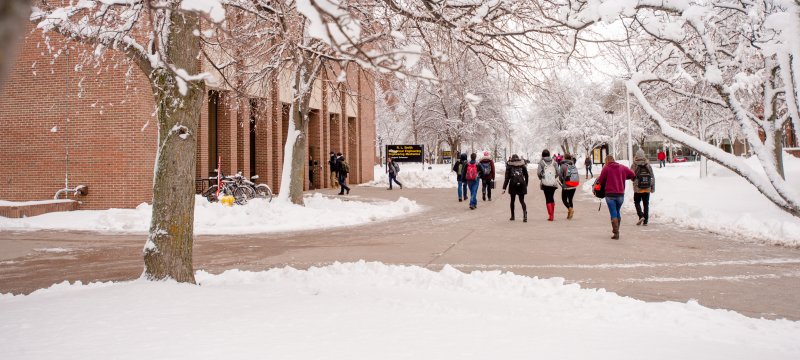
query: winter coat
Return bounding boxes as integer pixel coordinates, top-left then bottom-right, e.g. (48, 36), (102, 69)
(584, 157), (592, 167)
(329, 154), (339, 172)
(537, 157), (559, 189)
(597, 161), (635, 196)
(461, 159), (485, 183)
(558, 159), (578, 190)
(630, 150), (655, 193)
(502, 160), (528, 195)
(453, 153), (468, 181)
(337, 157), (350, 177)
(657, 151), (666, 161)
(387, 161), (399, 175)
(479, 157), (495, 180)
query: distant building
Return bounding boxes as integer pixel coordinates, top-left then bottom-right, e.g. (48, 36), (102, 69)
(0, 27), (375, 209)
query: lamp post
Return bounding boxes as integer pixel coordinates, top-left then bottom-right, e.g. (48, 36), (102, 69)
(626, 88), (633, 161)
(605, 110), (615, 159)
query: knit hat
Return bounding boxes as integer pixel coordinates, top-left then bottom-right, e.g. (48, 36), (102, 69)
(483, 151), (490, 157)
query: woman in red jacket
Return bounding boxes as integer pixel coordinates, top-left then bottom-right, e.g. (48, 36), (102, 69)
(596, 155), (635, 239)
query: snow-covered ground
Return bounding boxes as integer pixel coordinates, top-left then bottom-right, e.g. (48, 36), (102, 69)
(582, 155), (800, 246)
(1, 262), (798, 359)
(0, 194), (421, 235)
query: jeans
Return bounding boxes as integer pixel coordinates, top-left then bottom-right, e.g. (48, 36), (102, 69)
(586, 166), (593, 177)
(338, 174), (350, 194)
(481, 178), (493, 200)
(468, 180), (479, 207)
(659, 160), (666, 168)
(388, 173), (402, 189)
(606, 195), (625, 220)
(457, 179), (466, 200)
(634, 192), (650, 223)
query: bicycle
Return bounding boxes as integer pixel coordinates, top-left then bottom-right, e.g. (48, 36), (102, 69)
(201, 171), (272, 204)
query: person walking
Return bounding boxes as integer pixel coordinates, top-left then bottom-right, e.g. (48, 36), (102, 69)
(337, 153), (351, 195)
(630, 149), (655, 226)
(329, 151), (339, 189)
(502, 154), (528, 222)
(584, 155), (593, 179)
(657, 150), (666, 168)
(537, 149), (560, 221)
(479, 151), (495, 201)
(596, 155), (636, 239)
(559, 154), (580, 220)
(461, 152), (484, 210)
(386, 157), (403, 190)
(452, 153), (469, 202)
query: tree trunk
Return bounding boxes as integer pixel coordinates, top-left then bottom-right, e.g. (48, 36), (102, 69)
(0, 0), (30, 88)
(278, 59), (316, 205)
(775, 128), (785, 180)
(143, 12), (204, 283)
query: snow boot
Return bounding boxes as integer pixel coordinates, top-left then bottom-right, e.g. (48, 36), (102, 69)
(611, 218), (620, 239)
(523, 210), (528, 223)
(546, 203), (555, 221)
(567, 208), (574, 220)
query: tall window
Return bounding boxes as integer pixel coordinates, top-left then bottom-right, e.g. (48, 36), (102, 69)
(208, 90), (219, 173)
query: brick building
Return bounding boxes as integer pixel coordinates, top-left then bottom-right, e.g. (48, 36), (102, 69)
(0, 30), (375, 210)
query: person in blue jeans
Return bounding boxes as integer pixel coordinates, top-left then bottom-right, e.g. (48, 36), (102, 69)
(461, 152), (485, 210)
(596, 155), (635, 239)
(452, 153), (469, 202)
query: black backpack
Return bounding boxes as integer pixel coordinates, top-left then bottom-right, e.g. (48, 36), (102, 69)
(592, 178), (605, 198)
(479, 162), (492, 179)
(635, 164), (652, 189)
(510, 166), (525, 186)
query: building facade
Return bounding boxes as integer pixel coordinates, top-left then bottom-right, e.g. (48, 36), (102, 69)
(0, 29), (375, 209)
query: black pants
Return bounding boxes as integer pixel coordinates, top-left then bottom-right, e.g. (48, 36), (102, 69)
(542, 186), (556, 204)
(634, 192), (650, 223)
(481, 178), (492, 200)
(586, 166), (592, 177)
(561, 188), (575, 209)
(510, 193), (526, 216)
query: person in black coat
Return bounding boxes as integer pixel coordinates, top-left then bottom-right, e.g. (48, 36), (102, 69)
(502, 154), (529, 222)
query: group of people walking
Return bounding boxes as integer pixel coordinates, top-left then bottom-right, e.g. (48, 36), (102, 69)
(449, 148), (656, 240)
(328, 151), (351, 195)
(452, 151), (496, 210)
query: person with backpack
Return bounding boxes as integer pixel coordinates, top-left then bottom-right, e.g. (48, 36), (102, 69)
(452, 153), (469, 202)
(537, 149), (560, 221)
(630, 149), (655, 226)
(479, 151), (495, 201)
(596, 154), (636, 239)
(337, 154), (351, 195)
(461, 152), (485, 210)
(559, 154), (580, 220)
(386, 157), (403, 190)
(584, 155), (593, 179)
(329, 151), (339, 189)
(502, 154), (529, 222)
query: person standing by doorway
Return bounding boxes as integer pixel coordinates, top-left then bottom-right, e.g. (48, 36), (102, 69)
(386, 157), (403, 190)
(502, 154), (528, 222)
(537, 149), (559, 221)
(657, 150), (666, 168)
(584, 155), (593, 179)
(479, 151), (495, 201)
(597, 155), (636, 239)
(337, 153), (350, 195)
(631, 149), (655, 226)
(329, 151), (339, 189)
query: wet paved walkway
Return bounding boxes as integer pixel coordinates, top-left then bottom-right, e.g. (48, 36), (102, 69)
(2, 179), (799, 320)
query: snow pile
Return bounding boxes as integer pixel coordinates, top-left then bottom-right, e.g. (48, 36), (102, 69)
(367, 163), (457, 188)
(0, 194), (421, 235)
(584, 155), (800, 246)
(1, 262), (798, 359)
